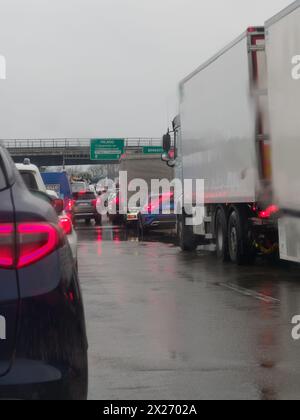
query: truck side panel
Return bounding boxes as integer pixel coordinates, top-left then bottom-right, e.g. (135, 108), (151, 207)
(266, 2), (300, 212)
(266, 1), (300, 263)
(180, 35), (259, 204)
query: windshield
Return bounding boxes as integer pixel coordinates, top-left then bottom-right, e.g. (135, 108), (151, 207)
(73, 192), (96, 200)
(0, 159), (6, 190)
(71, 182), (87, 193)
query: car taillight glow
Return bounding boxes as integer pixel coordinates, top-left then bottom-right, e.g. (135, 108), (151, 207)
(147, 204), (155, 213)
(0, 223), (61, 269)
(59, 216), (73, 235)
(92, 199), (97, 208)
(258, 205), (279, 219)
(143, 193), (174, 214)
(17, 223), (60, 268)
(0, 224), (14, 268)
(144, 200), (159, 214)
(65, 199), (75, 212)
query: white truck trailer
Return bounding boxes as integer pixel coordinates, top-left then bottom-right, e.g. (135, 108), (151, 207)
(266, 1), (300, 263)
(163, 1), (300, 264)
(173, 26), (274, 265)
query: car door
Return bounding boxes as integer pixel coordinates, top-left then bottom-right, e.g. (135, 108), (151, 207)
(0, 148), (20, 376)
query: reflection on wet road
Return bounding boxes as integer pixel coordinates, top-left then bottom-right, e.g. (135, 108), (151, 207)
(77, 220), (300, 400)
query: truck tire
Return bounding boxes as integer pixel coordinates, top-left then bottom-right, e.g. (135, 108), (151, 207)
(215, 208), (229, 262)
(228, 207), (256, 265)
(177, 213), (197, 252)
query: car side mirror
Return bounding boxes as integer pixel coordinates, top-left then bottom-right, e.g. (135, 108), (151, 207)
(162, 133), (171, 152)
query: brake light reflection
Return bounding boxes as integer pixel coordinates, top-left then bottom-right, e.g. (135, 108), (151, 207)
(114, 230), (121, 244)
(96, 228), (102, 256)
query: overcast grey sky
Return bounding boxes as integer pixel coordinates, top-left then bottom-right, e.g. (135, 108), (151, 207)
(0, 0), (293, 139)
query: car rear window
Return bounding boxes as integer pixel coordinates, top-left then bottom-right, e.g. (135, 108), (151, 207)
(20, 171), (38, 190)
(71, 183), (87, 193)
(73, 192), (96, 200)
(0, 161), (6, 190)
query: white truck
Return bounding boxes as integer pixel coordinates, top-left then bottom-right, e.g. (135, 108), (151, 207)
(266, 1), (300, 263)
(163, 1), (300, 265)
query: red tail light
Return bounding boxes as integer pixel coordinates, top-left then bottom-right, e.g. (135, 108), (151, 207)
(65, 199), (75, 212)
(59, 216), (73, 235)
(144, 200), (159, 214)
(0, 224), (14, 268)
(0, 222), (62, 269)
(147, 204), (154, 213)
(258, 205), (279, 219)
(143, 193), (174, 214)
(92, 199), (97, 208)
(18, 224), (60, 268)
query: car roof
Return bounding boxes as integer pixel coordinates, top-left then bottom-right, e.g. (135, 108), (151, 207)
(15, 163), (40, 172)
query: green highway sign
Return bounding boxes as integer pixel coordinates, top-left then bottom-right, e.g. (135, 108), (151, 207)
(143, 146), (164, 155)
(90, 139), (125, 161)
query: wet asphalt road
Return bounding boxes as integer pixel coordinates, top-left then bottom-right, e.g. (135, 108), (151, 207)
(76, 219), (300, 400)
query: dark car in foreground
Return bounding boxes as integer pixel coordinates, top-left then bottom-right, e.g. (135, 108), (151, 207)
(71, 191), (102, 226)
(137, 192), (176, 237)
(0, 144), (88, 400)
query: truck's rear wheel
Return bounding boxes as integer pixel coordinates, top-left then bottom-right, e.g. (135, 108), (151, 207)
(177, 213), (197, 252)
(215, 208), (229, 262)
(228, 207), (255, 265)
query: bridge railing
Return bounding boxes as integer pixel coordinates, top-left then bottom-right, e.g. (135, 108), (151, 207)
(2, 138), (162, 150)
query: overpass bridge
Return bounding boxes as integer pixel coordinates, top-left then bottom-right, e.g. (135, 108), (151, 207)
(2, 138), (162, 166)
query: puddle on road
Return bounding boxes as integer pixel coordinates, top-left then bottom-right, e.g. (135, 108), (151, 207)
(75, 220), (177, 245)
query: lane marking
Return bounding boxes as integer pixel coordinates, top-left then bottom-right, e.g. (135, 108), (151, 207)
(220, 282), (280, 304)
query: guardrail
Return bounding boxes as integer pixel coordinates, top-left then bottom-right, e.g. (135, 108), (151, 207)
(2, 138), (162, 150)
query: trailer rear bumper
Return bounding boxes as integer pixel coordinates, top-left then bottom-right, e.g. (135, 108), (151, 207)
(278, 216), (300, 263)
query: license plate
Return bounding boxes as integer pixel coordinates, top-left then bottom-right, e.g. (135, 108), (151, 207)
(127, 214), (138, 221)
(78, 203), (89, 207)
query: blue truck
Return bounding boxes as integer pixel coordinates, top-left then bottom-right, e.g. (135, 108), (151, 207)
(41, 172), (72, 201)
